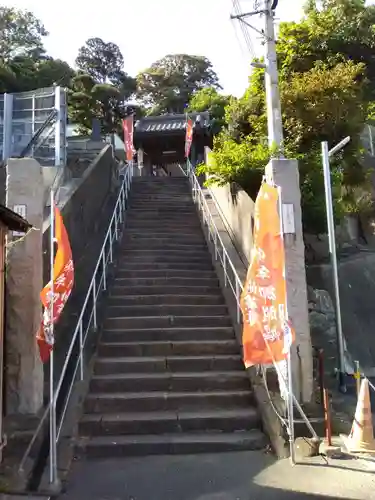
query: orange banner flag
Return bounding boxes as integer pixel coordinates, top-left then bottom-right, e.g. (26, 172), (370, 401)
(37, 205), (74, 363)
(240, 182), (295, 368)
(185, 118), (193, 158)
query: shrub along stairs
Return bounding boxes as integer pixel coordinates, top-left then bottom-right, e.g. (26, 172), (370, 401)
(77, 177), (267, 457)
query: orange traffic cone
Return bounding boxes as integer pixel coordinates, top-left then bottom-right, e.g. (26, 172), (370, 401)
(342, 378), (375, 454)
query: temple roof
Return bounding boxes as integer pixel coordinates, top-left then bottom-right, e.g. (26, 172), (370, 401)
(135, 111), (210, 134)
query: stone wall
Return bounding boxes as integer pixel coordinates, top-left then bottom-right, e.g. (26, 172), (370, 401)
(5, 158), (44, 415)
(42, 144), (119, 380)
(207, 182), (254, 265)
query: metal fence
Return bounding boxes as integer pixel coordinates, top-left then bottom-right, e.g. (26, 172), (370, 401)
(0, 86), (67, 166)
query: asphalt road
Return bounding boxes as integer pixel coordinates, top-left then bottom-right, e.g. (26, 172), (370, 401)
(58, 450), (375, 500)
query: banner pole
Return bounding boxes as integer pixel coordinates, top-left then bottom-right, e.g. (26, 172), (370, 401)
(49, 189), (58, 486)
(277, 186), (296, 465)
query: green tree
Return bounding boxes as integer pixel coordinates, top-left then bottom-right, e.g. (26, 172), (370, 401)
(136, 54), (221, 114)
(199, 50), (370, 233)
(68, 73), (129, 134)
(188, 87), (231, 134)
(278, 0), (375, 95)
(76, 37), (136, 93)
(0, 6), (47, 62)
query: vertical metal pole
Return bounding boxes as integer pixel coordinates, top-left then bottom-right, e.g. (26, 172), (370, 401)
(92, 282), (97, 330)
(277, 186), (295, 464)
(287, 348), (296, 465)
(321, 141), (346, 393)
(102, 252), (107, 291)
(223, 253), (227, 287)
(49, 190), (58, 486)
(2, 93), (13, 161)
(54, 86), (61, 167)
(263, 2), (284, 151)
(31, 94), (35, 157)
(354, 360), (361, 396)
(323, 388), (332, 446)
(109, 230), (113, 263)
(79, 321), (83, 381)
(368, 125), (374, 157)
(235, 281), (240, 323)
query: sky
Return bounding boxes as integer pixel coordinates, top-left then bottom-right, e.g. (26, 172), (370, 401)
(5, 0), (304, 97)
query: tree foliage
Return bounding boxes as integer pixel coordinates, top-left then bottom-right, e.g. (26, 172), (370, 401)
(75, 37), (135, 91)
(0, 6), (47, 62)
(68, 73), (129, 134)
(198, 0), (374, 234)
(137, 54), (221, 114)
(188, 87), (231, 134)
(0, 7), (75, 93)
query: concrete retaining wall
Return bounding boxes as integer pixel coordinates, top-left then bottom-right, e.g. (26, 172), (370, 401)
(207, 182), (255, 265)
(42, 144), (119, 380)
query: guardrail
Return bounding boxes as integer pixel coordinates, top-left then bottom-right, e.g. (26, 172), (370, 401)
(186, 162), (244, 322)
(19, 162), (134, 485)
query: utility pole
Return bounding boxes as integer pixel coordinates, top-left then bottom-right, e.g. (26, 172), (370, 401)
(231, 0), (284, 151)
(263, 1), (283, 151)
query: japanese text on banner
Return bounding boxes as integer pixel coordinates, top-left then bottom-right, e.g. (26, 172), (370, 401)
(240, 182), (295, 367)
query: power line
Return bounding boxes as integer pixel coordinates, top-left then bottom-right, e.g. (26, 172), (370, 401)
(231, 0), (256, 59)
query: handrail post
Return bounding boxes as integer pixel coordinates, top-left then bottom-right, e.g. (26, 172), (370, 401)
(236, 280), (240, 323)
(109, 229), (113, 263)
(223, 253), (227, 286)
(92, 281), (97, 330)
(79, 321), (84, 381)
(102, 252), (107, 291)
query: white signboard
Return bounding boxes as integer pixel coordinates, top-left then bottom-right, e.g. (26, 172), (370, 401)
(282, 203), (295, 235)
(13, 204), (26, 236)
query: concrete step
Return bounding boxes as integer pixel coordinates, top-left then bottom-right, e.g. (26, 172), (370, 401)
(98, 335), (240, 358)
(77, 430), (267, 458)
(124, 232), (203, 239)
(101, 326), (235, 343)
(79, 408), (260, 436)
(117, 262), (213, 270)
(107, 294), (224, 306)
(124, 228), (202, 235)
(125, 222), (201, 229)
(94, 355), (242, 375)
(129, 214), (198, 221)
(104, 315), (231, 330)
(130, 198), (191, 203)
(90, 371), (249, 393)
(129, 202), (195, 208)
(110, 285), (221, 296)
(105, 304), (228, 317)
(115, 269), (216, 279)
(84, 389), (254, 413)
(113, 277), (219, 287)
(123, 242), (207, 251)
(98, 340), (239, 357)
(119, 252), (211, 262)
(123, 235), (205, 244)
(121, 249), (210, 258)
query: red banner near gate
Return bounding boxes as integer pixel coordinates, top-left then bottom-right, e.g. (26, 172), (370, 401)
(123, 115), (135, 162)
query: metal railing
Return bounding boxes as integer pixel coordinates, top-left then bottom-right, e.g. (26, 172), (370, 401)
(186, 163), (244, 322)
(19, 162), (134, 482)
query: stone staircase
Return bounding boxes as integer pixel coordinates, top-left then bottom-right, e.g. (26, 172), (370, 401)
(78, 177), (267, 457)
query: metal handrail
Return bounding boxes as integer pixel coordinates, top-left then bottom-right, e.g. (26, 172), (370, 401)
(186, 164), (244, 322)
(19, 109), (58, 158)
(19, 162), (134, 474)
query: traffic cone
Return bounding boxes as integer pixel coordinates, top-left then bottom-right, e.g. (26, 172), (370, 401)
(342, 378), (375, 454)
